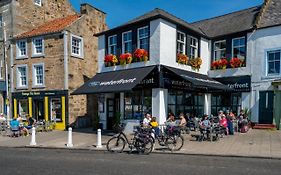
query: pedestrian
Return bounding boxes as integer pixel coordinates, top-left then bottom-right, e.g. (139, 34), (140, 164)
(227, 110), (235, 135)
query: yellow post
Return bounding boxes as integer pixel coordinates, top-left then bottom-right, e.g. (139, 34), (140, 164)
(28, 97), (32, 117)
(62, 96), (66, 125)
(44, 96), (49, 121)
(13, 99), (17, 118)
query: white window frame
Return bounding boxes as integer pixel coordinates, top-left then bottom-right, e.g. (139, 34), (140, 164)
(16, 64), (28, 89)
(265, 49), (281, 77)
(232, 37), (246, 59)
(34, 0), (42, 6)
(108, 35), (117, 55)
(71, 34), (84, 59)
(190, 36), (198, 58)
(32, 37), (44, 57)
(122, 31), (132, 53)
(137, 26), (149, 50)
(16, 39), (28, 59)
(213, 40), (226, 61)
(177, 31), (186, 54)
(32, 63), (45, 87)
(0, 59), (3, 79)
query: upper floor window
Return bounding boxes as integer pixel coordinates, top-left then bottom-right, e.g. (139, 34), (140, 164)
(138, 26), (149, 51)
(232, 37), (246, 60)
(214, 40), (226, 60)
(71, 34), (84, 58)
(190, 36), (198, 58)
(122, 31), (132, 53)
(108, 35), (117, 55)
(16, 40), (28, 59)
(34, 0), (42, 6)
(17, 65), (28, 88)
(267, 50), (280, 76)
(32, 37), (44, 56)
(0, 15), (2, 28)
(0, 59), (3, 79)
(177, 31), (185, 54)
(33, 63), (44, 87)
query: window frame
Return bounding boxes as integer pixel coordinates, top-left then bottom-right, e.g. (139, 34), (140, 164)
(266, 49), (281, 77)
(0, 59), (3, 79)
(32, 37), (44, 57)
(70, 34), (84, 59)
(122, 30), (132, 54)
(16, 39), (28, 59)
(137, 26), (149, 50)
(190, 36), (198, 58)
(232, 36), (246, 59)
(213, 40), (226, 61)
(34, 0), (42, 6)
(32, 63), (45, 88)
(176, 31), (186, 54)
(107, 35), (117, 55)
(16, 64), (28, 89)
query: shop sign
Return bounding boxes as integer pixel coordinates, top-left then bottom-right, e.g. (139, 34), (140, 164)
(214, 76), (251, 92)
(88, 78), (137, 87)
(13, 90), (67, 98)
(164, 78), (192, 89)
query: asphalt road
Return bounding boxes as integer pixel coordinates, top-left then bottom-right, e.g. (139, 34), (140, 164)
(0, 148), (280, 175)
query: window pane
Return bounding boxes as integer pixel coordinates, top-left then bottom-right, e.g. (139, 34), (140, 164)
(51, 98), (62, 122)
(276, 61), (280, 74)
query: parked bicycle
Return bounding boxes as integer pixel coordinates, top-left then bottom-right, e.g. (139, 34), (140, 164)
(106, 124), (154, 155)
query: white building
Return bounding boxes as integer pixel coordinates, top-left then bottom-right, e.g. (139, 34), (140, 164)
(74, 0), (281, 130)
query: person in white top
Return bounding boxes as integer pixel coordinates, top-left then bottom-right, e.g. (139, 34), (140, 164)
(142, 113), (152, 127)
(0, 113), (6, 122)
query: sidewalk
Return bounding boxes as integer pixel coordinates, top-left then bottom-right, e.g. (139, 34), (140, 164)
(0, 128), (281, 159)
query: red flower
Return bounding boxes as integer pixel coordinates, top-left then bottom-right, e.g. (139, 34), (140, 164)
(104, 54), (117, 63)
(133, 49), (148, 59)
(230, 57), (243, 68)
(119, 53), (132, 60)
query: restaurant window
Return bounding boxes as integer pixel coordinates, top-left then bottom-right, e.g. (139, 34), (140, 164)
(122, 31), (132, 53)
(18, 99), (28, 118)
(124, 89), (152, 120)
(168, 90), (204, 118)
(232, 37), (246, 60)
(51, 98), (62, 122)
(138, 26), (149, 51)
(214, 40), (226, 61)
(108, 35), (117, 55)
(211, 93), (241, 115)
(177, 31), (185, 54)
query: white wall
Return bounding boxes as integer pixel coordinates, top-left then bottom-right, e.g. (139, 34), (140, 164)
(98, 35), (105, 73)
(152, 88), (168, 125)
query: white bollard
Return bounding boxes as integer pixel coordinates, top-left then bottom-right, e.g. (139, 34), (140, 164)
(96, 129), (102, 148)
(30, 127), (37, 146)
(66, 127), (73, 147)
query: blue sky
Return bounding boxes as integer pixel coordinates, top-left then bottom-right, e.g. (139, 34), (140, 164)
(69, 0), (264, 28)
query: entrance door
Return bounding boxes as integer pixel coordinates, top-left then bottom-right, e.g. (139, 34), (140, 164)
(107, 99), (115, 130)
(259, 91), (274, 124)
(34, 99), (44, 121)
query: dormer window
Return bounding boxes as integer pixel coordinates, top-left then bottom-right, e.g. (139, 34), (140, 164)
(232, 37), (246, 60)
(190, 36), (198, 58)
(214, 40), (226, 60)
(177, 31), (185, 54)
(122, 31), (132, 53)
(108, 35), (117, 55)
(34, 0), (42, 6)
(138, 26), (149, 51)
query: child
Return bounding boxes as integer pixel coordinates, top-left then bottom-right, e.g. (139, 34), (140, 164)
(150, 117), (160, 136)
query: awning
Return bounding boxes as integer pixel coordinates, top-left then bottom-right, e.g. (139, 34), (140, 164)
(164, 66), (230, 90)
(72, 66), (156, 95)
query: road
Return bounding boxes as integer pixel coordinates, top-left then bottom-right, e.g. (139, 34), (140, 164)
(0, 148), (280, 175)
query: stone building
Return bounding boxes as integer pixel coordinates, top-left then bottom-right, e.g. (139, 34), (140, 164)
(0, 0), (76, 117)
(11, 3), (107, 130)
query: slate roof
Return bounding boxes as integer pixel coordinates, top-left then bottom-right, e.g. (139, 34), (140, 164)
(257, 0), (281, 28)
(16, 15), (81, 39)
(95, 8), (205, 36)
(191, 6), (261, 38)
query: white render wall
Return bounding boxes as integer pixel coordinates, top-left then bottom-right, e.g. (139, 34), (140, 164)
(152, 88), (168, 125)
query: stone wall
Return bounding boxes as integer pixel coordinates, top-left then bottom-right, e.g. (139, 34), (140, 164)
(67, 4), (107, 125)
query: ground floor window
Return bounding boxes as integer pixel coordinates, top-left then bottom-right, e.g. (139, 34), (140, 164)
(51, 98), (62, 122)
(18, 99), (28, 118)
(211, 93), (241, 115)
(168, 90), (204, 118)
(124, 89), (152, 120)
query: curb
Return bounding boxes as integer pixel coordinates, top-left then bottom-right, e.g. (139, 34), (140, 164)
(1, 145), (280, 160)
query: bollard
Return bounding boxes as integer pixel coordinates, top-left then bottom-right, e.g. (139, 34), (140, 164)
(30, 127), (37, 146)
(96, 129), (102, 148)
(151, 129), (155, 139)
(66, 127), (73, 147)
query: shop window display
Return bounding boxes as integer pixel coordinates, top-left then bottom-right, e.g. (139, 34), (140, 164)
(211, 93), (241, 115)
(18, 99), (28, 118)
(51, 98), (62, 122)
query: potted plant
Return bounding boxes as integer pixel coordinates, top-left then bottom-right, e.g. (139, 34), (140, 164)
(104, 54), (118, 67)
(133, 49), (148, 62)
(230, 57), (243, 68)
(119, 53), (132, 65)
(190, 57), (202, 71)
(218, 58), (228, 69)
(177, 53), (189, 65)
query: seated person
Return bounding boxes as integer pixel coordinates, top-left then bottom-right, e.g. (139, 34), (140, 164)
(199, 114), (211, 129)
(150, 117), (160, 136)
(179, 113), (187, 127)
(219, 115), (228, 135)
(25, 115), (36, 129)
(10, 117), (20, 136)
(166, 112), (176, 126)
(0, 113), (6, 122)
(142, 113), (152, 127)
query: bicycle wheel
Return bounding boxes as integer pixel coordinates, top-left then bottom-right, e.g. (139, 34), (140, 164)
(135, 138), (154, 155)
(166, 135), (184, 151)
(106, 136), (126, 153)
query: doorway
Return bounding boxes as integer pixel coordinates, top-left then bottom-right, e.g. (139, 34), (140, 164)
(259, 91), (274, 124)
(106, 99), (115, 130)
(33, 99), (44, 121)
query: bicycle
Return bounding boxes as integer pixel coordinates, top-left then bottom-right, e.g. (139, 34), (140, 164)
(106, 125), (154, 155)
(0, 121), (9, 136)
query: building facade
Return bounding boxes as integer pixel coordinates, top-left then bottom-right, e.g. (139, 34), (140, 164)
(10, 3), (107, 130)
(74, 0), (281, 130)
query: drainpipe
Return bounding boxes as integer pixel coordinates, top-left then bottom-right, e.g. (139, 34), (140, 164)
(63, 31), (68, 90)
(3, 27), (10, 121)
